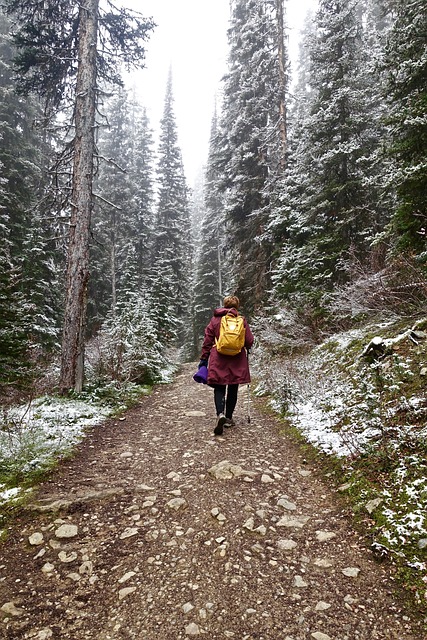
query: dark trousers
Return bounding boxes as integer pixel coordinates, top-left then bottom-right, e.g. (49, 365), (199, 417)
(214, 384), (239, 418)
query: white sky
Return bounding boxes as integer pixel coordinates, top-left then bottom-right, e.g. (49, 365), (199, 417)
(121, 0), (316, 186)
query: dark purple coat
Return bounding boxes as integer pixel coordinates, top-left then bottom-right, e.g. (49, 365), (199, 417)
(201, 307), (254, 386)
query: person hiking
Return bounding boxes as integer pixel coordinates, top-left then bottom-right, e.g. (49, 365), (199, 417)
(198, 295), (254, 436)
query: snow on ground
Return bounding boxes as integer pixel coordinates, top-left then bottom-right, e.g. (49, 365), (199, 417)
(0, 396), (112, 507)
(254, 318), (427, 572)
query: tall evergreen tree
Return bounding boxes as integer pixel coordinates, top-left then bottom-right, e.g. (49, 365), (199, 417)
(91, 87), (134, 325)
(91, 93), (156, 329)
(152, 72), (191, 347)
(384, 0), (427, 257)
(0, 246), (33, 392)
(129, 104), (156, 289)
(3, 0), (154, 392)
(272, 0), (384, 312)
(193, 111), (225, 347)
(0, 10), (61, 360)
(215, 0), (288, 314)
(0, 12), (41, 261)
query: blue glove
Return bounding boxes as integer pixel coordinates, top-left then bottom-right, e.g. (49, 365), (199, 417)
(198, 359), (208, 369)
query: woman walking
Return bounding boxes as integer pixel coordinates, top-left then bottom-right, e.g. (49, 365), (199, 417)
(198, 295), (254, 436)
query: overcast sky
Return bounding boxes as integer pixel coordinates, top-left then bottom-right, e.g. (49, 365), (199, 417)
(121, 0), (316, 186)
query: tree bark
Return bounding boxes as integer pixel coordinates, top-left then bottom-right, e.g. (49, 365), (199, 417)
(59, 0), (98, 394)
(111, 211), (117, 313)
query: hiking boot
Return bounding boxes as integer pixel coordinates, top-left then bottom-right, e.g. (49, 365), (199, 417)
(224, 417), (235, 428)
(214, 414), (227, 436)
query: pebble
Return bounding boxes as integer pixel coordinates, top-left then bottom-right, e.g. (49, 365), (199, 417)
(342, 567), (360, 577)
(1, 601), (23, 617)
(365, 498), (382, 514)
(41, 562), (55, 574)
(166, 498), (187, 510)
(120, 527), (139, 539)
(277, 515), (309, 528)
(28, 532), (44, 546)
(166, 471), (180, 481)
(277, 498), (297, 511)
(261, 474), (274, 483)
(277, 539), (297, 551)
(118, 571), (136, 583)
(185, 622), (201, 635)
(314, 558), (333, 568)
(79, 560), (93, 575)
(49, 539), (61, 550)
(182, 602), (194, 613)
(315, 601), (332, 611)
(254, 525), (267, 536)
(118, 587), (137, 600)
(294, 575), (308, 587)
(316, 531), (336, 542)
(58, 551), (78, 563)
(208, 460), (256, 480)
(54, 524), (78, 539)
(66, 573), (81, 582)
(312, 633), (332, 640)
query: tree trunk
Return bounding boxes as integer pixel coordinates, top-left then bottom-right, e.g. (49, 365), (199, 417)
(217, 237), (223, 305)
(59, 0), (98, 394)
(276, 0), (288, 171)
(111, 214), (117, 313)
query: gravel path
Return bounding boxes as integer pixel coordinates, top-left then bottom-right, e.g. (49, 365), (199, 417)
(0, 363), (425, 639)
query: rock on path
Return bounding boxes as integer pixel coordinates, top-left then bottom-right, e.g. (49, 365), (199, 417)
(0, 364), (424, 639)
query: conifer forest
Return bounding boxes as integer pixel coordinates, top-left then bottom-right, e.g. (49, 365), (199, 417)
(0, 0), (427, 614)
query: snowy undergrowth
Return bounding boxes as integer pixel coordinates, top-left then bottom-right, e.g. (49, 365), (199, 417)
(0, 381), (154, 519)
(253, 315), (427, 604)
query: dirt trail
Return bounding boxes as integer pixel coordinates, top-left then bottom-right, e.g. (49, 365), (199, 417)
(0, 363), (425, 640)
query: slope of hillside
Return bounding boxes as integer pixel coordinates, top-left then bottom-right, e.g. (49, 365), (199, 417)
(253, 315), (427, 613)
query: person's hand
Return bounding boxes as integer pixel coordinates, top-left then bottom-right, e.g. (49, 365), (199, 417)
(198, 359), (208, 369)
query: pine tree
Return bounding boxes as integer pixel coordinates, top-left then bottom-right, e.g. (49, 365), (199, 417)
(152, 72), (192, 347)
(0, 10), (61, 359)
(0, 12), (41, 261)
(215, 0), (288, 314)
(193, 110), (225, 347)
(128, 103), (156, 289)
(384, 0), (427, 257)
(90, 87), (134, 324)
(272, 0), (385, 312)
(3, 0), (155, 392)
(91, 92), (157, 330)
(95, 292), (167, 385)
(0, 245), (33, 392)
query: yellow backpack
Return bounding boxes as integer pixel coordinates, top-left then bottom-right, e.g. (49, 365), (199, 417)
(215, 312), (245, 356)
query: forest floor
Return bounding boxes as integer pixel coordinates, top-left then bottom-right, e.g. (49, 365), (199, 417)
(0, 363), (426, 640)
